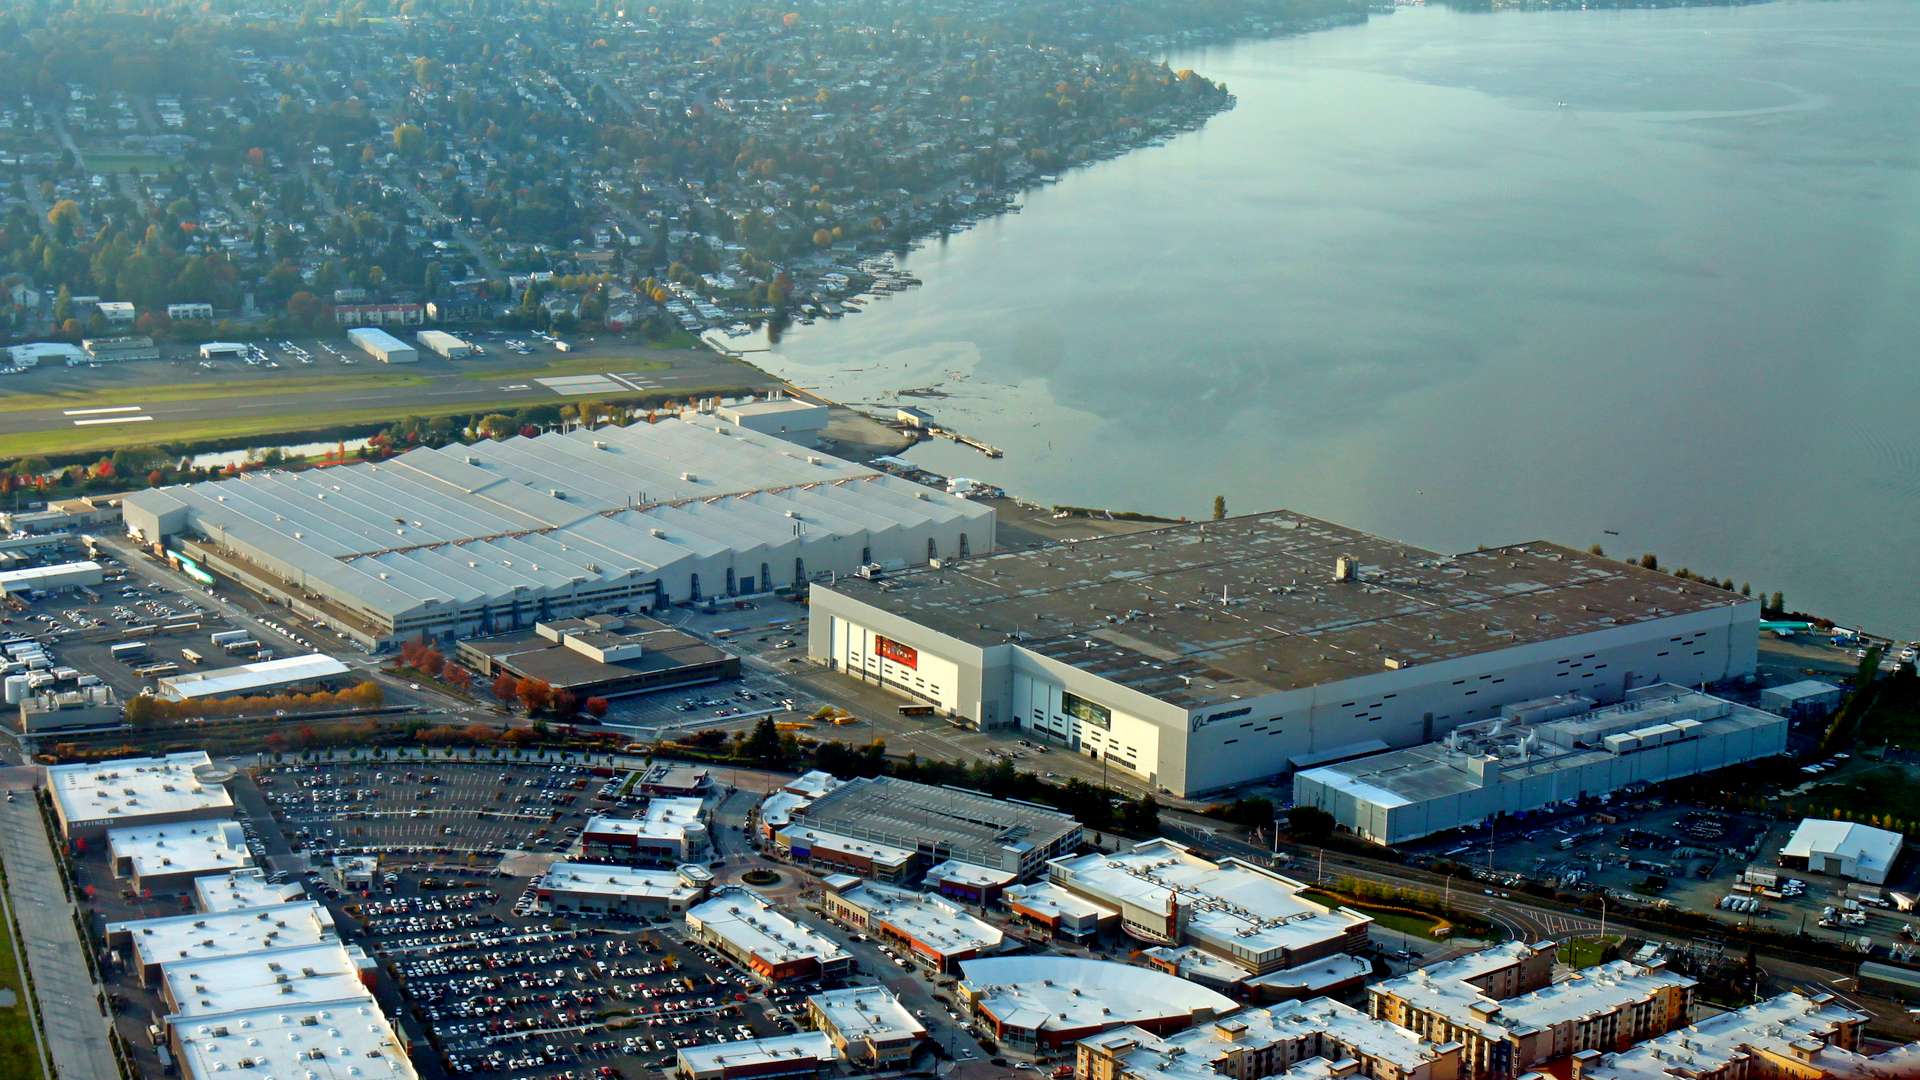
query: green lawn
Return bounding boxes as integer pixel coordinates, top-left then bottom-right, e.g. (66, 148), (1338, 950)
(0, 884), (44, 1079)
(1302, 889), (1453, 941)
(80, 150), (175, 174)
(1559, 935), (1621, 969)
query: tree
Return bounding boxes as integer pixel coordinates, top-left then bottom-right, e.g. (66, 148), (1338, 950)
(47, 199), (80, 243)
(52, 284), (72, 324)
(742, 716), (785, 766)
(1638, 553), (1659, 571)
(492, 672), (518, 702)
(1212, 495), (1227, 521)
(392, 123), (426, 157)
(552, 689), (578, 717)
(1770, 591), (1785, 615)
(516, 677), (553, 714)
(584, 697), (609, 718)
(1286, 805), (1335, 841)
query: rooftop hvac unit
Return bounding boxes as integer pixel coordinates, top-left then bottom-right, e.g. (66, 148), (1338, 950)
(681, 472), (697, 482)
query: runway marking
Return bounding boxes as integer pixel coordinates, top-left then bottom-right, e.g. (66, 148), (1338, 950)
(62, 405), (142, 416)
(537, 374), (625, 396)
(72, 415), (153, 426)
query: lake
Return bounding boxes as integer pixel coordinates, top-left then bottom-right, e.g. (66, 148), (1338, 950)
(750, 0), (1920, 638)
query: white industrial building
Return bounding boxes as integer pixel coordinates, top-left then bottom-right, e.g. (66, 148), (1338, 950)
(7, 342), (86, 367)
(155, 653), (353, 702)
(713, 396), (831, 444)
(0, 559), (104, 595)
(167, 302), (214, 320)
(1292, 686), (1788, 846)
(415, 329), (474, 359)
(48, 751), (234, 840)
(197, 341), (247, 360)
(123, 417), (992, 649)
(1780, 820), (1903, 885)
(347, 325), (418, 363)
(807, 511), (1758, 796)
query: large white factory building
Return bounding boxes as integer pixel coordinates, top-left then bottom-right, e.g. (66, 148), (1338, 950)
(122, 417), (993, 649)
(807, 511), (1758, 797)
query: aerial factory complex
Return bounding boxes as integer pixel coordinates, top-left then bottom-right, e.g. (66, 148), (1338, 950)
(808, 511), (1758, 795)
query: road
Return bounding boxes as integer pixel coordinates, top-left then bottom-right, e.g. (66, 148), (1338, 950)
(0, 786), (118, 1080)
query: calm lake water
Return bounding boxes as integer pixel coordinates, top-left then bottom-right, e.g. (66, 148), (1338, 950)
(753, 0), (1920, 637)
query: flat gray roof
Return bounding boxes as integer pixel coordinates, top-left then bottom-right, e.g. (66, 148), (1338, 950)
(817, 510), (1748, 709)
(794, 776), (1080, 866)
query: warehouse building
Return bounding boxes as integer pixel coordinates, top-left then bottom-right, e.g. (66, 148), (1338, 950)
(713, 396), (831, 445)
(1046, 839), (1371, 979)
(582, 797), (708, 862)
(1570, 991), (1920, 1080)
(155, 653), (354, 702)
(123, 418), (993, 650)
(1292, 686), (1788, 846)
(536, 862), (711, 918)
(347, 326), (418, 363)
(0, 559), (103, 595)
(168, 303), (214, 321)
(415, 329), (474, 359)
(820, 877), (1004, 973)
(807, 985), (925, 1067)
(49, 751), (234, 841)
(807, 511), (1758, 796)
(1370, 949), (1694, 1078)
(1076, 997), (1465, 1080)
(677, 1032), (837, 1080)
(1779, 819), (1903, 885)
(108, 819), (254, 893)
(959, 956), (1236, 1058)
(776, 775), (1082, 879)
(82, 334), (160, 361)
(685, 886), (852, 984)
(197, 341), (247, 360)
(457, 615), (737, 698)
(1760, 679), (1845, 720)
(19, 684), (120, 734)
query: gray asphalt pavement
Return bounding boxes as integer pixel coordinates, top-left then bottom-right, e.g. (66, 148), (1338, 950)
(0, 791), (117, 1080)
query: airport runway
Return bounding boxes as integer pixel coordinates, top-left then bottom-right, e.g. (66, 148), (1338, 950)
(0, 343), (777, 443)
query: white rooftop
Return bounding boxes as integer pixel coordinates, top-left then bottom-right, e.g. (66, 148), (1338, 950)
(109, 819), (253, 880)
(110, 901), (339, 969)
(757, 790), (814, 832)
(834, 881), (1003, 956)
(194, 869), (305, 913)
(1783, 819), (1903, 877)
(678, 1031), (836, 1074)
(586, 796), (707, 844)
(1246, 953), (1374, 993)
(49, 752), (233, 828)
(1576, 992), (1877, 1079)
(688, 887), (850, 968)
(161, 941), (371, 1019)
(1379, 958), (1694, 1040)
(779, 824), (916, 867)
(173, 996), (417, 1079)
(1764, 679), (1842, 703)
(1048, 839), (1368, 961)
(156, 653), (351, 701)
(807, 985), (925, 1044)
(541, 862), (704, 902)
(926, 860), (1020, 889)
(960, 956), (1234, 1033)
(1087, 997), (1456, 1080)
(1004, 880), (1120, 922)
(0, 560), (102, 588)
(783, 770), (843, 798)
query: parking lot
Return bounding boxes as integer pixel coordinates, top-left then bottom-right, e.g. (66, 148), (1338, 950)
(229, 758), (854, 1078)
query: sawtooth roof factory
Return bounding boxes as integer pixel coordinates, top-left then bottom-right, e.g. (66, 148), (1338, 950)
(1292, 685), (1788, 846)
(121, 417), (994, 650)
(807, 511), (1757, 796)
